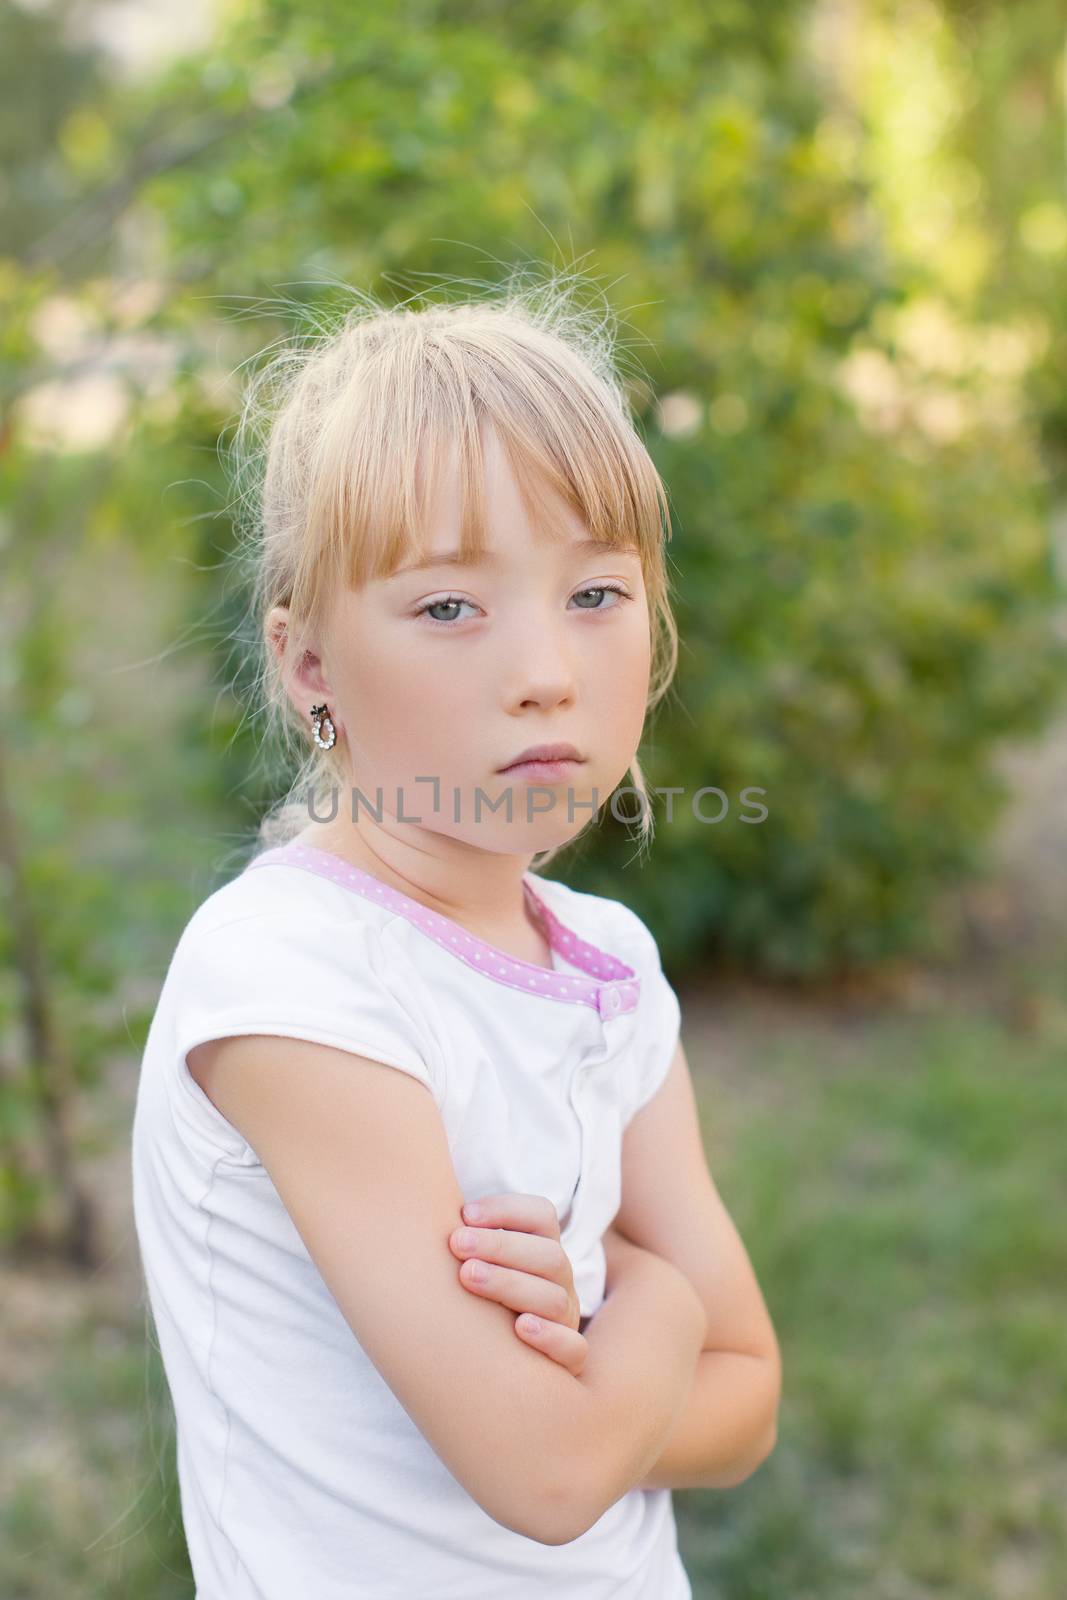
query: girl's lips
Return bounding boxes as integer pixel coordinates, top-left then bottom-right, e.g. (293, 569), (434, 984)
(498, 758), (584, 783)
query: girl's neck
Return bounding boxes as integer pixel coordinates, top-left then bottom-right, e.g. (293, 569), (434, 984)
(289, 821), (554, 970)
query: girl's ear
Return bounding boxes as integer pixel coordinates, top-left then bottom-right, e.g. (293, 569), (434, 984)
(265, 606), (337, 718)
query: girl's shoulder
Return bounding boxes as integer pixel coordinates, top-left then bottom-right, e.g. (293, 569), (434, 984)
(159, 850), (446, 1104)
(168, 846), (425, 1003)
(178, 846), (383, 939)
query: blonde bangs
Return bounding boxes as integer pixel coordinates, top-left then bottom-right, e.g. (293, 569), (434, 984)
(292, 305), (672, 606)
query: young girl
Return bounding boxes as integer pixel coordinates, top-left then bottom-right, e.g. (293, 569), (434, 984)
(131, 279), (780, 1599)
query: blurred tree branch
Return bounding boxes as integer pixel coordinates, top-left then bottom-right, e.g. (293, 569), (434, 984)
(22, 56), (374, 272)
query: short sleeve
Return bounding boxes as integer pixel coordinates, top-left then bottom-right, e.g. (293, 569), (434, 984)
(162, 906), (445, 1157)
(628, 960), (682, 1123)
(602, 899), (683, 1127)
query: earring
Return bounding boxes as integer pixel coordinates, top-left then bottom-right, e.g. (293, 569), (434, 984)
(309, 703), (336, 750)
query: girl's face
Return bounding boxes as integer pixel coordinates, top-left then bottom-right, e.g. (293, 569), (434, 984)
(296, 424), (651, 858)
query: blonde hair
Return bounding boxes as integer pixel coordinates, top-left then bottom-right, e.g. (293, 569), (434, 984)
(225, 268), (680, 874)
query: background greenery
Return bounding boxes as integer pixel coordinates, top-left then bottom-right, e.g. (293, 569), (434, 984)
(1, 0), (1065, 1595)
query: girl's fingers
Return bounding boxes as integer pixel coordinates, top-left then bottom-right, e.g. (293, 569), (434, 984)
(458, 1260), (571, 1323)
(451, 1194), (582, 1334)
(461, 1193), (560, 1240)
(515, 1314), (588, 1376)
(449, 1224), (565, 1281)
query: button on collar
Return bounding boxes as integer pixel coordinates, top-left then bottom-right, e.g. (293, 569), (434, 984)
(598, 983), (623, 1019)
(596, 979), (640, 1019)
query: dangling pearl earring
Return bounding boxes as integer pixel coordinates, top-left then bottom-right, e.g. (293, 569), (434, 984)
(309, 703), (336, 750)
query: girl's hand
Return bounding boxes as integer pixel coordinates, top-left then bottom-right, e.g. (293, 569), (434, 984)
(449, 1192), (589, 1376)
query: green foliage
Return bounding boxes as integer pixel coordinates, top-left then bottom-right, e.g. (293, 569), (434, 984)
(626, 362), (1067, 974)
(1, 0), (1066, 1227)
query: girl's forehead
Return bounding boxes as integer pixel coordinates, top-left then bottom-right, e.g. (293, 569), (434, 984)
(381, 527), (639, 583)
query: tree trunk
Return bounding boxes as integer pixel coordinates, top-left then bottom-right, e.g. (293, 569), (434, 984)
(0, 719), (97, 1267)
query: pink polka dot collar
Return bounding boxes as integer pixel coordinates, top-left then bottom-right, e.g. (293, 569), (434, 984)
(245, 841), (640, 1019)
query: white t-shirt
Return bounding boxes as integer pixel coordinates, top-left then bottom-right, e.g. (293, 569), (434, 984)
(131, 840), (690, 1600)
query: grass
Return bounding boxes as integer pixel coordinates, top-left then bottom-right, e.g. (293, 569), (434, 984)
(2, 1306), (192, 1598)
(675, 980), (1067, 1599)
(2, 952), (1065, 1597)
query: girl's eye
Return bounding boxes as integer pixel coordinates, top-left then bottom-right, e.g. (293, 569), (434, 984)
(416, 596), (479, 627)
(570, 582), (632, 612)
(415, 583), (633, 629)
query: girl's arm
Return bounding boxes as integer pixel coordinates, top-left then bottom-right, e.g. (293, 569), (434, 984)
(567, 1226), (711, 1513)
(607, 1041), (782, 1492)
(449, 1207), (776, 1492)
(601, 1224), (779, 1491)
(188, 1029), (708, 1546)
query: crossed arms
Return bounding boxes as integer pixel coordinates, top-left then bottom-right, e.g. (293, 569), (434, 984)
(187, 1032), (780, 1544)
